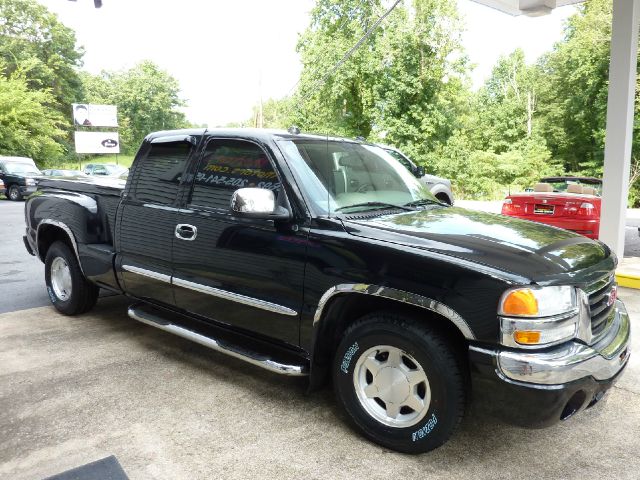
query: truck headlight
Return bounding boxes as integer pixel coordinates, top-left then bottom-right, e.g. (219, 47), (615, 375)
(499, 286), (580, 348)
(26, 178), (36, 186)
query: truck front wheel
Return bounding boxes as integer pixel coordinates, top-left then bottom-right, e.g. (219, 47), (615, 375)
(8, 185), (22, 201)
(45, 241), (99, 315)
(333, 313), (465, 453)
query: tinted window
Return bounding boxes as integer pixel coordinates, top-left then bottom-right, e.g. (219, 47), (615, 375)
(189, 139), (279, 209)
(385, 149), (412, 170)
(132, 141), (192, 204)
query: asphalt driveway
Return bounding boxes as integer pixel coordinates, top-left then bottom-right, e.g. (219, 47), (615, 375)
(0, 199), (118, 313)
(0, 290), (638, 480)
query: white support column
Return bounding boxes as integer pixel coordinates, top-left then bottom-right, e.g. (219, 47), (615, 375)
(600, 0), (640, 259)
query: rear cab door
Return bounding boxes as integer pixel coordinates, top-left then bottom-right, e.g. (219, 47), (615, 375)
(115, 134), (200, 305)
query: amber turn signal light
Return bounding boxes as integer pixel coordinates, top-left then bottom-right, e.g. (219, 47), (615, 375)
(501, 289), (539, 316)
(513, 330), (542, 345)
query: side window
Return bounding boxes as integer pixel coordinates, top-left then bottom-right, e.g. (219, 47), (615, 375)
(132, 141), (192, 205)
(189, 139), (280, 209)
(386, 150), (411, 171)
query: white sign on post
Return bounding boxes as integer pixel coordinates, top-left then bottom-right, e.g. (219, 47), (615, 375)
(74, 131), (120, 154)
(72, 103), (118, 127)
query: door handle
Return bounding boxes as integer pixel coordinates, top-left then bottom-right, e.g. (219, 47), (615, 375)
(175, 224), (197, 241)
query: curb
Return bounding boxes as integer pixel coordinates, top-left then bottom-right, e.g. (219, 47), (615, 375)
(616, 272), (640, 289)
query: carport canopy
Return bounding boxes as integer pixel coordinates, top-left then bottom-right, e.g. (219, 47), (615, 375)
(472, 0), (639, 259)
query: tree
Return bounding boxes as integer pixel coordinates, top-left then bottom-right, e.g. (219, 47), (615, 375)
(469, 49), (540, 153)
(81, 61), (190, 152)
(0, 64), (65, 164)
(292, 0), (467, 161)
(293, 0), (383, 137)
(0, 0), (84, 113)
(536, 0), (613, 175)
(247, 97), (294, 129)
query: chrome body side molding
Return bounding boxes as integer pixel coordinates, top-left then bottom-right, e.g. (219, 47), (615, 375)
(173, 277), (298, 317)
(128, 305), (308, 376)
(313, 283), (476, 340)
(120, 266), (298, 317)
(122, 264), (171, 284)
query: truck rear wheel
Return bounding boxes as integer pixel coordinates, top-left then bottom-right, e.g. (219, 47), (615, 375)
(45, 241), (99, 315)
(333, 312), (465, 454)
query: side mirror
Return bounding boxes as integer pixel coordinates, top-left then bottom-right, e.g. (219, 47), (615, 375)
(414, 165), (425, 178)
(230, 188), (290, 220)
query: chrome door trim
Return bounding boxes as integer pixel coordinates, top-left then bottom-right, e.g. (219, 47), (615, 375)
(173, 277), (298, 317)
(175, 223), (198, 241)
(122, 264), (171, 284)
(313, 283), (475, 339)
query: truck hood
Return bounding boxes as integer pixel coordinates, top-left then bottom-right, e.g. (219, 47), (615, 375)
(342, 206), (611, 280)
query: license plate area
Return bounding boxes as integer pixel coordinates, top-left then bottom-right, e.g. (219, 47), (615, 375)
(534, 204), (555, 215)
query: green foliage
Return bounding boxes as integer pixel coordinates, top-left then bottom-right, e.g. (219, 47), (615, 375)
(80, 61), (190, 153)
(0, 65), (65, 164)
(0, 0), (83, 113)
(291, 0), (467, 148)
(536, 0), (613, 175)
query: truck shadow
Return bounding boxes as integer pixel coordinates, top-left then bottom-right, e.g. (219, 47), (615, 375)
(87, 295), (618, 467)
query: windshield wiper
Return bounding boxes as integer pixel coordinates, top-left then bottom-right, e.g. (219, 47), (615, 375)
(404, 198), (447, 208)
(335, 201), (415, 213)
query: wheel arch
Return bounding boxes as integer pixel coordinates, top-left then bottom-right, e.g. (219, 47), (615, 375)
(308, 284), (474, 390)
(36, 220), (82, 272)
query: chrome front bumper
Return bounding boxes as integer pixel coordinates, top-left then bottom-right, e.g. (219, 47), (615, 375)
(496, 299), (631, 385)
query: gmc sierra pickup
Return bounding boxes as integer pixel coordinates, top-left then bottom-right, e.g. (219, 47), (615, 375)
(24, 128), (630, 453)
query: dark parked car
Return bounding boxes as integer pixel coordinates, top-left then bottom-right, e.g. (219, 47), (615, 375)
(0, 156), (41, 201)
(24, 129), (630, 453)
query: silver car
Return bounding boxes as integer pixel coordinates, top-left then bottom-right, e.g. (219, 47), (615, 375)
(380, 145), (454, 205)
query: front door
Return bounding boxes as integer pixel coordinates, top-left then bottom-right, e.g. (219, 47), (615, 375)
(172, 138), (307, 346)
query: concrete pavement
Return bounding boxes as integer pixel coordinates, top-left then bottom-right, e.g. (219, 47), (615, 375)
(0, 291), (638, 480)
(0, 199), (118, 313)
(0, 199), (50, 313)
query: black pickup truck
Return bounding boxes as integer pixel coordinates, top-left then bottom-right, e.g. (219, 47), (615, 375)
(24, 128), (630, 453)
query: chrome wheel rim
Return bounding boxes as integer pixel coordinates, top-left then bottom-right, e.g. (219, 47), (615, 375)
(353, 345), (431, 428)
(50, 257), (72, 301)
(9, 186), (18, 200)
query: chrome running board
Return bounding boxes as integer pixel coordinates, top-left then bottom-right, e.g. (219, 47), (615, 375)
(127, 304), (308, 377)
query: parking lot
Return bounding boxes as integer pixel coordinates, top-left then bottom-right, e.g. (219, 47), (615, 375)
(1, 198), (639, 479)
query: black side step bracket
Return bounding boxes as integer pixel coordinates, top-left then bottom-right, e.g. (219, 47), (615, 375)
(128, 303), (308, 376)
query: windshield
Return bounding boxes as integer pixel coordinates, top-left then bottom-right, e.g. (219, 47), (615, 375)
(543, 180), (602, 195)
(279, 139), (439, 214)
(4, 162), (41, 175)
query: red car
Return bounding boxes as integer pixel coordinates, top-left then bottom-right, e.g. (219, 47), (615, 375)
(501, 176), (602, 239)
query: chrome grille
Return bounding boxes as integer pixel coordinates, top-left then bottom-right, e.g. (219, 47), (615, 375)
(586, 274), (616, 339)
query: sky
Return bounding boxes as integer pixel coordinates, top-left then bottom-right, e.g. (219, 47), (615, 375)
(37, 0), (578, 127)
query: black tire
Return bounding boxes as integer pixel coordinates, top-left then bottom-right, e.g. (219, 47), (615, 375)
(45, 241), (99, 315)
(435, 192), (451, 205)
(8, 184), (22, 201)
(333, 312), (465, 454)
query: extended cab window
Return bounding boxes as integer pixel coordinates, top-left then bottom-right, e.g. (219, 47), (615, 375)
(131, 141), (192, 204)
(189, 139), (280, 209)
